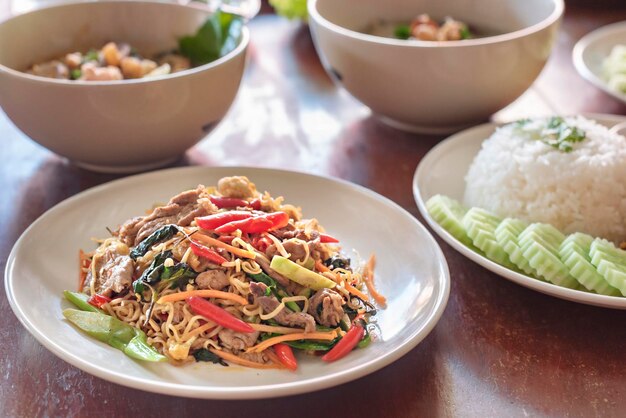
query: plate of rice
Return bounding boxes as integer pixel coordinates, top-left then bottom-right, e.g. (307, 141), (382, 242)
(413, 114), (626, 309)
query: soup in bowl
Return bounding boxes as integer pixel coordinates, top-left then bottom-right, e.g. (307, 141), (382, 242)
(308, 0), (564, 134)
(0, 1), (249, 172)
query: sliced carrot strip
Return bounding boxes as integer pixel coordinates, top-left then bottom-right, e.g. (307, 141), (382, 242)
(246, 331), (338, 353)
(191, 232), (256, 259)
(208, 348), (282, 369)
(157, 290), (248, 305)
(315, 259), (330, 273)
(248, 323), (306, 335)
(363, 254), (387, 307)
(344, 281), (369, 301)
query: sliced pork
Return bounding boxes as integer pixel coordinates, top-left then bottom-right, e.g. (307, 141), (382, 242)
(196, 269), (230, 290)
(118, 186), (216, 246)
(308, 289), (344, 327)
(249, 282), (316, 332)
(218, 329), (260, 351)
(84, 242), (133, 297)
(271, 227), (318, 241)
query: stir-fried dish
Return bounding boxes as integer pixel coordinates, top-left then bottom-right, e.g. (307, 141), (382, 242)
(28, 42), (191, 81)
(63, 176), (386, 370)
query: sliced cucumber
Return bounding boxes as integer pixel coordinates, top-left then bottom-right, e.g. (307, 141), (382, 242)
(518, 223), (579, 288)
(518, 223), (565, 250)
(425, 195), (473, 246)
(427, 194), (626, 298)
(462, 207), (513, 267)
(495, 218), (534, 276)
(590, 238), (626, 267)
(560, 233), (620, 296)
(270, 256), (337, 290)
(594, 261), (626, 297)
(590, 239), (626, 296)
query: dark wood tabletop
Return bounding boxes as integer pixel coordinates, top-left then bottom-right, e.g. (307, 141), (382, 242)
(2, 3), (626, 417)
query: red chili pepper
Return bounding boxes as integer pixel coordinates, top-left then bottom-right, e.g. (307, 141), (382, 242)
(88, 294), (111, 309)
(190, 241), (228, 265)
(216, 217), (274, 234)
(321, 322), (365, 362)
(196, 211), (253, 230)
(319, 233), (340, 243)
(217, 235), (236, 244)
(249, 198), (262, 210)
(186, 296), (254, 333)
(209, 195), (253, 209)
(273, 343), (298, 371)
(252, 235), (273, 252)
(264, 212), (289, 230)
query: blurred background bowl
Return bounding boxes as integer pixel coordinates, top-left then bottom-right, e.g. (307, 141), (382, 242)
(0, 0), (249, 173)
(308, 0), (563, 134)
(573, 21), (626, 105)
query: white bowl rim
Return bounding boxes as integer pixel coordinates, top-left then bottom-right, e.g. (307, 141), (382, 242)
(572, 20), (626, 104)
(0, 0), (250, 86)
(308, 0), (564, 48)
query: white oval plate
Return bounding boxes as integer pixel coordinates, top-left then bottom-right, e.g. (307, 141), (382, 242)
(5, 166), (450, 399)
(573, 21), (626, 104)
(413, 114), (626, 310)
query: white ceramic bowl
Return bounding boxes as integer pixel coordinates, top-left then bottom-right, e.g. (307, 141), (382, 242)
(0, 1), (249, 173)
(308, 0), (563, 134)
(573, 21), (626, 105)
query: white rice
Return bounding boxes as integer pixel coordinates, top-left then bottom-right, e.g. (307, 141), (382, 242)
(464, 116), (626, 244)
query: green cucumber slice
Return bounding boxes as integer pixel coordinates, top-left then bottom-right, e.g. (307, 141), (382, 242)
(590, 239), (626, 268)
(270, 256), (337, 290)
(495, 218), (534, 276)
(590, 239), (626, 296)
(427, 195), (626, 298)
(518, 224), (579, 288)
(462, 208), (513, 267)
(425, 195), (473, 246)
(519, 223), (565, 253)
(594, 261), (626, 296)
(560, 233), (620, 296)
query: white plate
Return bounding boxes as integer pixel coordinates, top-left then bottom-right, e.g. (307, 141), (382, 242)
(573, 21), (626, 104)
(413, 114), (626, 310)
(5, 166), (450, 399)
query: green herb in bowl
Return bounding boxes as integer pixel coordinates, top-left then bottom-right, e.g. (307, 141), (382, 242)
(179, 10), (244, 66)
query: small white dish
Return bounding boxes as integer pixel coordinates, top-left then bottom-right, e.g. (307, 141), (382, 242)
(413, 114), (626, 310)
(573, 21), (626, 104)
(5, 166), (450, 399)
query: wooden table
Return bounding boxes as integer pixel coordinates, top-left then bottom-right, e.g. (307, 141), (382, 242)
(2, 3), (626, 417)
